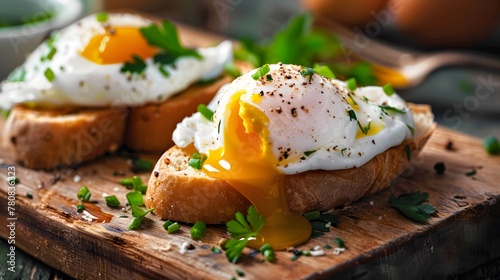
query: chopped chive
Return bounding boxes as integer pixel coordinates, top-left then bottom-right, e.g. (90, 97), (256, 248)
(44, 67), (55, 82)
(379, 105), (406, 114)
(466, 169), (476, 176)
(96, 12), (109, 22)
(82, 192), (91, 202)
(77, 186), (90, 201)
(260, 243), (276, 262)
(323, 244), (332, 249)
(224, 62), (241, 78)
(300, 67), (315, 82)
(251, 64), (271, 80)
(304, 150), (316, 156)
(211, 246), (222, 254)
(26, 193), (33, 199)
(163, 220), (174, 230)
(304, 211), (320, 220)
(167, 222), (180, 233)
(120, 176), (147, 194)
(346, 78), (357, 91)
(341, 148), (347, 156)
(406, 124), (415, 135)
(347, 109), (357, 121)
(46, 47), (57, 60)
(76, 204), (85, 212)
(291, 254), (300, 261)
(217, 120), (221, 134)
(126, 191), (144, 206)
(7, 67), (26, 82)
(405, 144), (412, 160)
(197, 104), (214, 121)
(104, 195), (120, 207)
(483, 136), (500, 155)
(266, 74), (273, 81)
(313, 63), (335, 79)
(382, 83), (395, 96)
(1, 109), (11, 118)
(128, 216), (145, 230)
(301, 250), (311, 256)
(190, 221), (207, 239)
(334, 237), (346, 248)
(236, 269), (245, 277)
(132, 158), (154, 172)
(188, 152), (207, 170)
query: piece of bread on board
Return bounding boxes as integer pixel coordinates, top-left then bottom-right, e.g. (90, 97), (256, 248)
(145, 103), (436, 224)
(2, 105), (127, 170)
(126, 61), (254, 153)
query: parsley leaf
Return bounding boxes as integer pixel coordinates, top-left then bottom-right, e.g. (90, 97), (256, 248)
(304, 211), (338, 237)
(379, 105), (406, 114)
(388, 191), (436, 224)
(225, 205), (265, 263)
(120, 55), (147, 75)
(153, 53), (177, 77)
(140, 20), (202, 59)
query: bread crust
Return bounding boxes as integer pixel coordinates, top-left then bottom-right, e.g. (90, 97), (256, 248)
(145, 104), (436, 224)
(125, 61), (254, 153)
(2, 105), (127, 170)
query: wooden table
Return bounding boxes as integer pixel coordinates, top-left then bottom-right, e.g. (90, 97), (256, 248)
(1, 115), (499, 279)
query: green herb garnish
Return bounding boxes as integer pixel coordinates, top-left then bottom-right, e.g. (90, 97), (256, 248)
(347, 109), (357, 121)
(77, 186), (91, 202)
(252, 64), (271, 80)
(76, 204), (85, 213)
(129, 205), (155, 230)
(483, 136), (500, 155)
(225, 205), (265, 263)
(104, 195), (120, 207)
(211, 246), (222, 254)
(266, 74), (273, 81)
(96, 12), (108, 22)
(167, 222), (180, 233)
(224, 62), (241, 78)
(163, 220), (174, 230)
(346, 77), (357, 91)
(197, 104), (214, 121)
(313, 63), (335, 79)
(382, 83), (395, 96)
(132, 158), (154, 172)
(334, 237), (346, 248)
(44, 67), (55, 82)
(190, 221), (207, 239)
(300, 67), (315, 82)
(6, 177), (19, 184)
(120, 176), (147, 194)
(406, 124), (415, 135)
(26, 193), (33, 199)
(466, 169), (476, 176)
(341, 148), (347, 156)
(120, 55), (147, 75)
(304, 211), (338, 237)
(1, 110), (10, 119)
(7, 67), (26, 82)
(259, 243), (276, 262)
(188, 152), (207, 170)
(405, 144), (412, 160)
(388, 191), (436, 223)
(126, 191), (144, 206)
(379, 105), (406, 114)
(304, 150), (316, 156)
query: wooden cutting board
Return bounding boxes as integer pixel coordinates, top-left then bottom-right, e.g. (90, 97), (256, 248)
(1, 116), (499, 279)
(1, 22), (500, 279)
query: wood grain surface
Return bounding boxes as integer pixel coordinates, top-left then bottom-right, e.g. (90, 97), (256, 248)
(0, 112), (499, 279)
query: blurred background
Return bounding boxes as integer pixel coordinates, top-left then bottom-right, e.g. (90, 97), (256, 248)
(1, 0), (499, 137)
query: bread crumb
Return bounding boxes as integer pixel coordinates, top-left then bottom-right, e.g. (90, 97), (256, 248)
(369, 201), (374, 206)
(113, 187), (120, 192)
(310, 250), (325, 257)
(333, 247), (345, 255)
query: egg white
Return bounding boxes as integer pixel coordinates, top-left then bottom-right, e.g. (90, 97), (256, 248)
(173, 63), (415, 174)
(0, 13), (232, 109)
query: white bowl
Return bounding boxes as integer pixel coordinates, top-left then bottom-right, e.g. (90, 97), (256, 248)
(0, 0), (83, 79)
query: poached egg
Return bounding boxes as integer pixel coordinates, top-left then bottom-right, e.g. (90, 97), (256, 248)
(173, 63), (415, 249)
(0, 13), (232, 109)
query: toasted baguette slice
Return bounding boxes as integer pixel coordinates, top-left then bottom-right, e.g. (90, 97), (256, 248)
(126, 61), (254, 153)
(2, 105), (127, 170)
(145, 103), (436, 224)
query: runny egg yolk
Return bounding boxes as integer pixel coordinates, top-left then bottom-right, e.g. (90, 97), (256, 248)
(81, 27), (157, 64)
(203, 90), (312, 250)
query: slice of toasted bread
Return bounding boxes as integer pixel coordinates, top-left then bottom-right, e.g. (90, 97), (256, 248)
(2, 105), (127, 170)
(125, 61), (254, 153)
(145, 103), (436, 224)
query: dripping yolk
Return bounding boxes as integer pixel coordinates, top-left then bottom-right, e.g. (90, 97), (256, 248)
(203, 90), (311, 250)
(81, 27), (157, 64)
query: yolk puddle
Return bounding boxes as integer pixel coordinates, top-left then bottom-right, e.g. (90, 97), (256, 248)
(203, 90), (311, 250)
(81, 27), (157, 64)
(356, 122), (385, 138)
